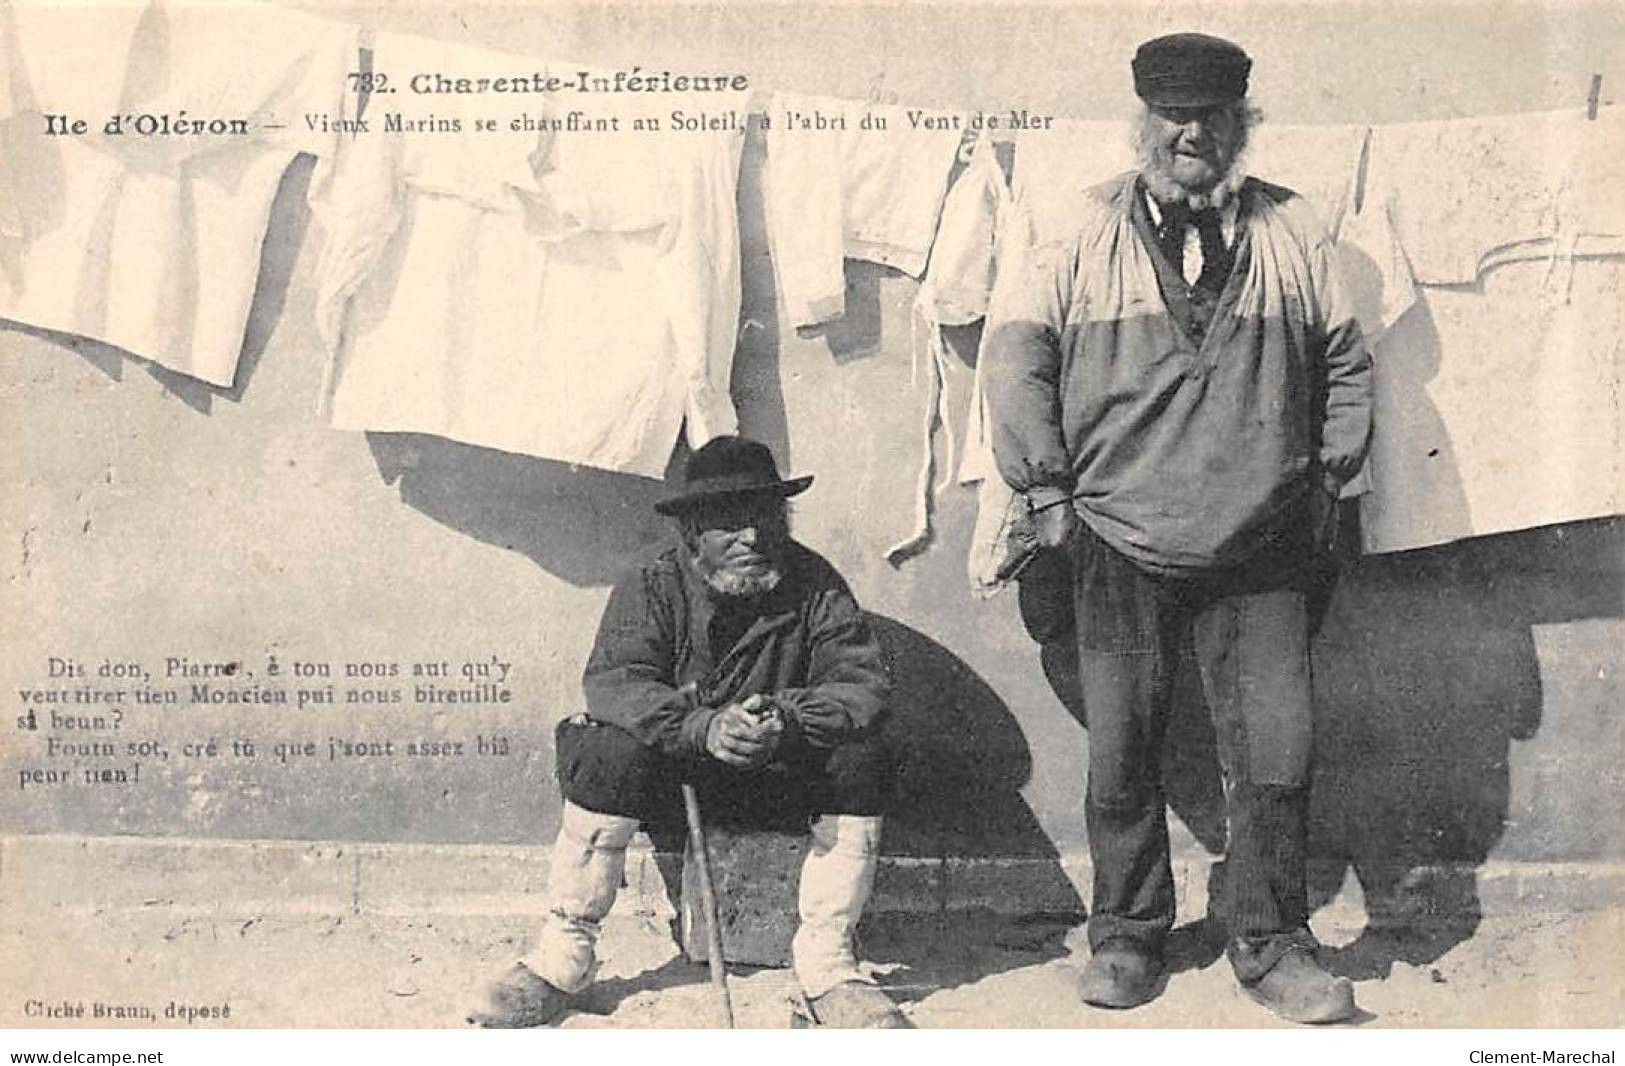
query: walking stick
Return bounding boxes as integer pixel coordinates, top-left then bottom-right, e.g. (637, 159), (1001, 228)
(682, 780), (735, 1028)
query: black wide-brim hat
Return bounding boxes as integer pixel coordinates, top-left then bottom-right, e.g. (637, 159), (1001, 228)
(653, 435), (814, 516)
(1133, 32), (1251, 108)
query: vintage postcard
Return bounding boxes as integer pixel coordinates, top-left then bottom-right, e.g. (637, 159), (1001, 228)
(1, 0), (1621, 1047)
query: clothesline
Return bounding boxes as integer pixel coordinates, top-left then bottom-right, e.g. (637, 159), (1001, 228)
(718, 93), (1613, 171)
(2, 4), (1618, 571)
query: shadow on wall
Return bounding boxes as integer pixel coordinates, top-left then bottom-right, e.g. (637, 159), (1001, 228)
(870, 613), (1076, 876)
(865, 613), (1086, 999)
(1034, 516), (1621, 983)
(365, 431), (676, 588)
(792, 259), (890, 366)
(729, 129), (791, 461)
(1309, 516), (1622, 980)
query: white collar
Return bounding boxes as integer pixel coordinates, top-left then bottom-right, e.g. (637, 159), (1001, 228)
(1144, 190), (1241, 238)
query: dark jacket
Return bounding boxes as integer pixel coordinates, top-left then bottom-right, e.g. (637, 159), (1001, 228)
(582, 539), (891, 757)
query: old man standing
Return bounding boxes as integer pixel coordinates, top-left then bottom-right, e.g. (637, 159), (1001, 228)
(471, 436), (908, 1029)
(986, 33), (1373, 1023)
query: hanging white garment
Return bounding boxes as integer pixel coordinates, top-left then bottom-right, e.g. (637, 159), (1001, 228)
(962, 178), (1045, 592)
(1341, 110), (1624, 553)
(1362, 107), (1625, 286)
(916, 136), (1006, 329)
(1010, 118), (1136, 247)
(312, 33), (747, 477)
(763, 92), (963, 328)
(885, 138), (1010, 566)
(0, 0), (357, 386)
(1357, 252), (1623, 555)
(1244, 122), (1369, 233)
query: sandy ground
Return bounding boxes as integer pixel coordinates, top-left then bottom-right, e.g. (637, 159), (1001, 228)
(3, 893), (1620, 1029)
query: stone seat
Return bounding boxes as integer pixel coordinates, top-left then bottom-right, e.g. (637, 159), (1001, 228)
(678, 824), (807, 967)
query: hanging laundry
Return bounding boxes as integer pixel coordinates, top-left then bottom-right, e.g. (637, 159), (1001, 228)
(1339, 118), (1623, 554)
(1335, 193), (1419, 348)
(1243, 122), (1368, 233)
(763, 92), (963, 329)
(1362, 107), (1625, 286)
(1356, 254), (1622, 555)
(0, 0), (357, 387)
(917, 136), (1007, 328)
(883, 138), (1011, 566)
(924, 137), (1026, 493)
(1011, 118), (1137, 246)
(312, 33), (747, 478)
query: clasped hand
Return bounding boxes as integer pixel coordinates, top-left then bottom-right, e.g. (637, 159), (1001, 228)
(704, 694), (784, 768)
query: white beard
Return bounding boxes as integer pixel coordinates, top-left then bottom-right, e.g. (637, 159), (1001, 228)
(1133, 110), (1253, 211)
(1138, 155), (1248, 211)
(700, 562), (783, 599)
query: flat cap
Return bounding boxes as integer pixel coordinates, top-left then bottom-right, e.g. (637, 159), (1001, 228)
(1132, 32), (1251, 107)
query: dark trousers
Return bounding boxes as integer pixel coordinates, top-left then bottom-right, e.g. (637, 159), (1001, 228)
(1073, 516), (1320, 982)
(555, 718), (894, 837)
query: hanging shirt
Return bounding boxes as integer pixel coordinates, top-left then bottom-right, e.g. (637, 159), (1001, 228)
(0, 0), (357, 387)
(959, 170), (1029, 488)
(582, 539), (890, 757)
(1010, 119), (1137, 248)
(916, 137), (1008, 328)
(1363, 107), (1624, 286)
(1355, 255), (1623, 554)
(763, 92), (963, 328)
(312, 33), (747, 478)
(1338, 112), (1623, 554)
(878, 138), (1011, 566)
(1243, 122), (1368, 235)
